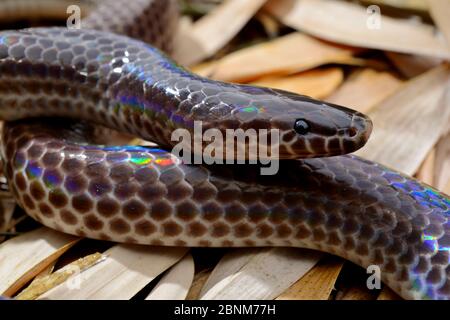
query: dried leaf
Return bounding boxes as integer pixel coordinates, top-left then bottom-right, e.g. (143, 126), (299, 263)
(0, 0), (93, 22)
(186, 269), (213, 300)
(200, 248), (321, 300)
(428, 0), (450, 47)
(0, 227), (79, 297)
(276, 256), (344, 300)
(16, 253), (104, 300)
(377, 286), (402, 300)
(385, 52), (443, 78)
(173, 0), (268, 66)
(38, 245), (187, 300)
(336, 286), (376, 300)
(264, 0), (450, 59)
(0, 196), (16, 234)
(434, 131), (450, 191)
(326, 68), (403, 114)
(416, 149), (435, 186)
(355, 65), (450, 175)
(146, 253), (195, 300)
(251, 67), (343, 99)
(194, 32), (360, 82)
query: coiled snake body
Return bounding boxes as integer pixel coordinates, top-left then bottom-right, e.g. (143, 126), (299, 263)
(0, 0), (449, 300)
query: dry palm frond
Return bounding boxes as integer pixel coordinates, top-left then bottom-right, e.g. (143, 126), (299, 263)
(276, 256), (344, 300)
(38, 245), (187, 299)
(326, 68), (403, 113)
(146, 253), (195, 300)
(191, 32), (361, 82)
(199, 248), (321, 300)
(173, 0), (267, 65)
(0, 228), (79, 297)
(251, 68), (344, 98)
(355, 65), (450, 175)
(264, 0), (450, 59)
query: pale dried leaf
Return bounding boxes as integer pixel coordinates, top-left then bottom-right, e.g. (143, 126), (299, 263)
(200, 248), (321, 300)
(0, 227), (79, 296)
(38, 245), (187, 300)
(196, 32), (360, 82)
(276, 256), (344, 300)
(251, 67), (343, 99)
(355, 65), (450, 175)
(17, 253), (104, 300)
(199, 248), (261, 296)
(361, 0), (428, 11)
(0, 0), (93, 22)
(173, 0), (267, 66)
(326, 68), (403, 114)
(146, 253), (195, 300)
(264, 0), (450, 59)
(434, 131), (450, 191)
(415, 148), (435, 186)
(428, 0), (450, 47)
(444, 179), (450, 195)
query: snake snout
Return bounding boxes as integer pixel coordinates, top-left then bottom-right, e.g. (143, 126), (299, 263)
(344, 113), (373, 153)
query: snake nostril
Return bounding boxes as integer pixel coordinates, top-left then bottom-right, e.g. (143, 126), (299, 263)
(348, 127), (357, 137)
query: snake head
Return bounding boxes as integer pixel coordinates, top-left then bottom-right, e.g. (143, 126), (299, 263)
(229, 87), (373, 159)
(274, 92), (373, 158)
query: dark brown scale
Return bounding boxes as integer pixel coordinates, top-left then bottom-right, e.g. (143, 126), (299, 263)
(72, 194), (94, 213)
(60, 210), (78, 225)
(109, 218), (131, 234)
(84, 214), (104, 231)
(134, 220), (156, 236)
(39, 203), (54, 217)
(162, 220), (182, 237)
(122, 199), (146, 220)
(48, 190), (68, 208)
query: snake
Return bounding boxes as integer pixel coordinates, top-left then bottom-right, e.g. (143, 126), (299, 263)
(0, 0), (449, 301)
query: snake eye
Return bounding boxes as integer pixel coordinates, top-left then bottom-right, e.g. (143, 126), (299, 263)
(294, 119), (310, 135)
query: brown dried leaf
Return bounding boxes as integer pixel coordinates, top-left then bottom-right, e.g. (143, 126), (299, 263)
(251, 68), (343, 99)
(194, 32), (360, 82)
(173, 0), (268, 66)
(264, 0), (450, 59)
(186, 269), (213, 300)
(416, 149), (436, 186)
(355, 65), (450, 175)
(377, 286), (402, 300)
(385, 52), (443, 78)
(276, 256), (344, 300)
(326, 68), (403, 114)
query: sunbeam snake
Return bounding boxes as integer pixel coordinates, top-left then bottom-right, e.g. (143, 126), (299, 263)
(0, 0), (449, 300)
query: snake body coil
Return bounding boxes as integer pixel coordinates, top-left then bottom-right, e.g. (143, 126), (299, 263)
(0, 0), (448, 300)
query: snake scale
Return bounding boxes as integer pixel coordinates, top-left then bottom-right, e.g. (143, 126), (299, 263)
(0, 0), (449, 300)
